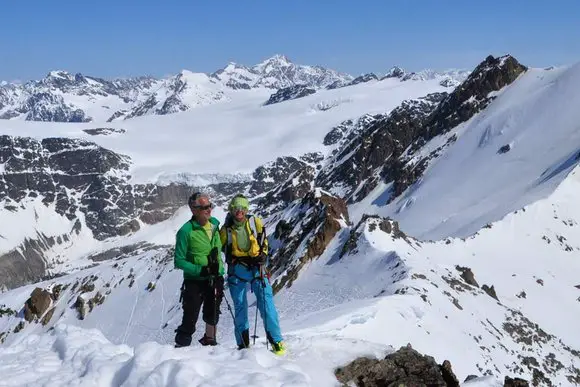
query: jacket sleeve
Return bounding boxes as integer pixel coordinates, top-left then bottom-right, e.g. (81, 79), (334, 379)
(255, 216), (269, 255)
(212, 223), (225, 276)
(174, 227), (202, 278)
(219, 225), (227, 252)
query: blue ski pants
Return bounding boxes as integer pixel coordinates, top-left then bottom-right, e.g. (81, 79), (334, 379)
(227, 263), (283, 346)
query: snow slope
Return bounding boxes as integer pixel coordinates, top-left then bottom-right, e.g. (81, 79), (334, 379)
(0, 77), (449, 185)
(0, 72), (455, 291)
(1, 57), (580, 386)
(352, 63), (580, 240)
(0, 166), (578, 386)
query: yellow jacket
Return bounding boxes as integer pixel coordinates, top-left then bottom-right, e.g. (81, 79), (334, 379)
(219, 215), (269, 258)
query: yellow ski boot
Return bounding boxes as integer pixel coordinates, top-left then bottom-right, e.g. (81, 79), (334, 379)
(271, 341), (286, 356)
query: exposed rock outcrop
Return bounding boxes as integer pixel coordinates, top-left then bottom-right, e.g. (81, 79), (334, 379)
(335, 345), (531, 387)
(23, 287), (53, 323)
(263, 85), (316, 105)
(335, 345), (460, 387)
(269, 190), (350, 293)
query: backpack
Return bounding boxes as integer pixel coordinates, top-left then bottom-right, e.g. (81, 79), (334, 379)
(224, 213), (266, 264)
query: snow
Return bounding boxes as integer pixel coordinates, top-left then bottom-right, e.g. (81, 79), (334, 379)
(272, 168), (580, 383)
(0, 77), (448, 185)
(1, 58), (580, 386)
(2, 167), (579, 385)
(0, 196), (92, 256)
(350, 63), (580, 240)
(0, 323), (391, 387)
(154, 171), (253, 187)
(64, 93), (132, 122)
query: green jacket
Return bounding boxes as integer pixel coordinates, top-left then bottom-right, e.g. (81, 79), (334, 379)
(174, 216), (224, 280)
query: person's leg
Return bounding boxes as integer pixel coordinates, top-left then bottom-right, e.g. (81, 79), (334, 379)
(252, 271), (284, 348)
(175, 280), (203, 347)
(228, 267), (250, 348)
(200, 277), (224, 345)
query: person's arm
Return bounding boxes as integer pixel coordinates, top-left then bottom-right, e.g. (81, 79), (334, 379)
(255, 216), (269, 255)
(174, 228), (202, 278)
(219, 225), (227, 252)
(212, 223), (225, 276)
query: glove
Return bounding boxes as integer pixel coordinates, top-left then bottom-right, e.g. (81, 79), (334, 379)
(200, 264), (219, 276)
(207, 247), (220, 275)
(200, 266), (211, 277)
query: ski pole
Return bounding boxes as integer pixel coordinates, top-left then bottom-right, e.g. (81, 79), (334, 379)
(261, 265), (269, 351)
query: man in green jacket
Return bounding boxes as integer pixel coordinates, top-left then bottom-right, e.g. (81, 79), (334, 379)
(174, 191), (225, 347)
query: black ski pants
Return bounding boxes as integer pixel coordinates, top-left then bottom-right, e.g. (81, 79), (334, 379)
(174, 277), (224, 347)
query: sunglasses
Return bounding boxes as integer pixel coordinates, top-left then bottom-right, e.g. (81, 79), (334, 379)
(231, 206), (247, 212)
(193, 204), (213, 211)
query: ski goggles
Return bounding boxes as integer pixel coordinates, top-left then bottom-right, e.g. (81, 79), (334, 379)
(230, 205), (247, 212)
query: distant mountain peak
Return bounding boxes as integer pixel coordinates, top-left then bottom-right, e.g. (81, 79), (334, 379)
(263, 53), (292, 65)
(46, 70), (72, 79)
(252, 54), (294, 74)
(384, 66), (406, 78)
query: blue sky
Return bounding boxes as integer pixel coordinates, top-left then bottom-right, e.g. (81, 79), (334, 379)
(2, 0), (579, 82)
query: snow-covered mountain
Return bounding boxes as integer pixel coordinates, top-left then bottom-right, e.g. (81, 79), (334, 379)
(109, 70), (230, 121)
(211, 54), (353, 90)
(1, 53), (579, 386)
(0, 71), (161, 122)
(0, 54), (468, 124)
(381, 65), (472, 87)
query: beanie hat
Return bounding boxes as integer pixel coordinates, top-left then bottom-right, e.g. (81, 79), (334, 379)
(229, 194), (249, 212)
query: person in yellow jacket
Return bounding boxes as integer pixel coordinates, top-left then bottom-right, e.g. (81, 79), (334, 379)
(219, 194), (286, 355)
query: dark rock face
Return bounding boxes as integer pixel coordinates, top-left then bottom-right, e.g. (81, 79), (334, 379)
(251, 153), (327, 216)
(482, 284), (499, 300)
(382, 66), (405, 79)
(83, 127), (126, 136)
(439, 77), (460, 88)
(0, 134), (302, 289)
(347, 73), (379, 86)
(316, 93), (446, 203)
(106, 110), (128, 122)
(0, 92), (91, 122)
(504, 376), (530, 387)
(0, 72), (158, 123)
(322, 114), (382, 147)
(23, 287), (52, 322)
(268, 190), (350, 293)
(258, 169), (315, 220)
(252, 157), (310, 188)
(335, 345), (533, 387)
(335, 345), (460, 387)
(0, 234), (55, 290)
(254, 55), (530, 299)
(0, 136), (222, 288)
(263, 85), (316, 105)
(328, 73), (379, 89)
(498, 144), (512, 154)
(456, 266), (479, 287)
(315, 55), (527, 206)
(0, 135), (204, 244)
(416, 55), (527, 147)
(339, 214), (411, 260)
